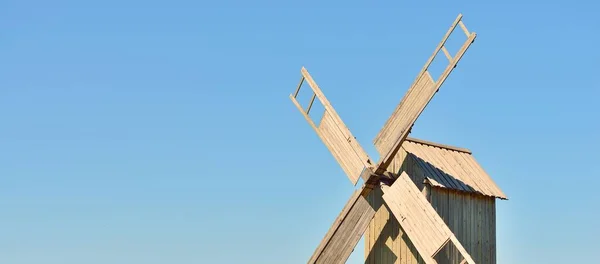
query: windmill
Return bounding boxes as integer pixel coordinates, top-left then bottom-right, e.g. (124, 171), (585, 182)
(289, 14), (486, 264)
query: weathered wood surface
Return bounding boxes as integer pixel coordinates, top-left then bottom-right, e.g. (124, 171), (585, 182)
(290, 67), (373, 185)
(374, 71), (435, 157)
(430, 188), (497, 264)
(402, 140), (507, 199)
(381, 172), (476, 264)
(365, 187), (424, 264)
(287, 13), (498, 264)
(373, 14), (477, 173)
(308, 187), (376, 264)
(366, 143), (499, 264)
(405, 137), (472, 154)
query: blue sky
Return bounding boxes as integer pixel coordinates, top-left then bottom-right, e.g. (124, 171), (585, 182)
(1, 1), (599, 263)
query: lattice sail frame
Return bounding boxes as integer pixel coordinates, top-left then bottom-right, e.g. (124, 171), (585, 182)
(290, 67), (374, 185)
(373, 14), (477, 174)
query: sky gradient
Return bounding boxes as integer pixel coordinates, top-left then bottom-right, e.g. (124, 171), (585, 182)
(1, 1), (599, 263)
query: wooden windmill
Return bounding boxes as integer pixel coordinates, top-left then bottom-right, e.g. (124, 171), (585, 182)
(289, 14), (506, 264)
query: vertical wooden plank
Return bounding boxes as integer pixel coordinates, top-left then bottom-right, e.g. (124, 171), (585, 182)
(462, 193), (468, 263)
(492, 199), (497, 264)
(365, 189), (378, 264)
(379, 193), (385, 264)
(391, 212), (396, 264)
(471, 194), (476, 259)
(465, 194), (471, 258)
(365, 193), (372, 264)
(450, 191), (457, 263)
(403, 227), (408, 264)
(401, 225), (406, 264)
(485, 197), (490, 264)
(476, 196), (482, 263)
(394, 220), (400, 264)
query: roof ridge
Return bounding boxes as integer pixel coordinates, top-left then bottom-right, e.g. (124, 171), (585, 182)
(405, 137), (472, 154)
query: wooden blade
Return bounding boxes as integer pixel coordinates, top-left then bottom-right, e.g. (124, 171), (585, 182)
(381, 172), (476, 264)
(308, 186), (377, 264)
(373, 14), (477, 173)
(290, 67), (374, 185)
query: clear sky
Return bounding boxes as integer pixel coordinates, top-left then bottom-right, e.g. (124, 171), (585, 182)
(1, 1), (599, 263)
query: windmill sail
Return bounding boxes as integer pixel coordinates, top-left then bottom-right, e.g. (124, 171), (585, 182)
(381, 172), (476, 264)
(307, 186), (376, 264)
(374, 14), (477, 172)
(290, 67), (374, 185)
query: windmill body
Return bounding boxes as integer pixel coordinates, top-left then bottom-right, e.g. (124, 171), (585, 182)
(288, 14), (507, 264)
(365, 139), (506, 264)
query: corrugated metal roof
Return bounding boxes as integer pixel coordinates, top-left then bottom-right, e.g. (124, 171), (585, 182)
(402, 138), (507, 199)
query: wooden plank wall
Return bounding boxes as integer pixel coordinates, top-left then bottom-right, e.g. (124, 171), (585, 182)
(429, 188), (496, 264)
(365, 149), (497, 264)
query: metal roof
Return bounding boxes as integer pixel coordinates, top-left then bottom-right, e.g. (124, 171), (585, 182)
(402, 138), (507, 199)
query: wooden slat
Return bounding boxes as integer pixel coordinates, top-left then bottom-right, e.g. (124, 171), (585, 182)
(442, 46), (453, 61)
(308, 187), (377, 264)
(290, 67), (374, 185)
(373, 14), (477, 174)
(306, 93), (317, 114)
(381, 172), (476, 264)
(293, 76), (305, 98)
(458, 21), (470, 36)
